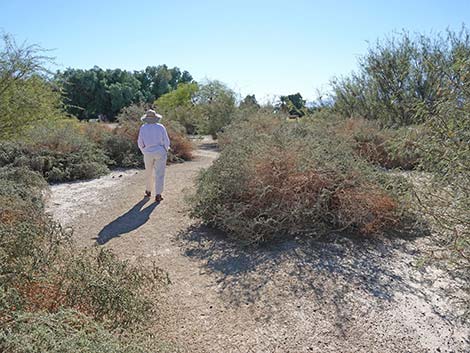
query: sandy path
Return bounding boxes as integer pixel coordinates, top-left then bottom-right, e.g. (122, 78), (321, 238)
(46, 142), (469, 353)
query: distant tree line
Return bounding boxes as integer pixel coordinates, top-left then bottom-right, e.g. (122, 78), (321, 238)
(55, 65), (193, 120)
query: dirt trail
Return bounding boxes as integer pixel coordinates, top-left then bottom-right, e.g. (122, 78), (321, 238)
(46, 140), (469, 353)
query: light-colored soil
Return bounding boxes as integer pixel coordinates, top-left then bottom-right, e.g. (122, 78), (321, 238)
(46, 139), (469, 353)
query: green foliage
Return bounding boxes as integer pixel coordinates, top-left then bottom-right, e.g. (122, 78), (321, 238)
(415, 70), (470, 284)
(153, 80), (237, 137)
(103, 134), (143, 168)
(57, 65), (193, 120)
(239, 94), (260, 111)
(155, 82), (198, 110)
(0, 310), (172, 353)
(192, 81), (236, 137)
(191, 112), (414, 243)
(0, 168), (171, 352)
(332, 28), (470, 127)
(155, 83), (199, 133)
(0, 120), (110, 182)
(0, 34), (64, 139)
(278, 93), (306, 117)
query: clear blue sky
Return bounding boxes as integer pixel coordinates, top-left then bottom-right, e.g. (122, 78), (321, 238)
(1, 0), (469, 102)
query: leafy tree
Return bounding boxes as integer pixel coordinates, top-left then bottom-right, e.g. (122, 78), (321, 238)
(56, 65), (193, 120)
(154, 82), (199, 133)
(0, 33), (63, 139)
(193, 81), (236, 137)
(279, 93), (306, 117)
(239, 94), (260, 111)
(155, 82), (198, 110)
(135, 65), (193, 103)
(331, 29), (470, 126)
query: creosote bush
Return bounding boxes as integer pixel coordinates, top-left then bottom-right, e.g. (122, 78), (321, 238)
(191, 113), (413, 243)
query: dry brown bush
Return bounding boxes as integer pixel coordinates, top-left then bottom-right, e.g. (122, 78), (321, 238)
(335, 118), (421, 170)
(191, 114), (411, 243)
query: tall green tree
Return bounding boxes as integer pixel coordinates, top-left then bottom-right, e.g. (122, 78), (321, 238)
(193, 81), (236, 137)
(155, 82), (199, 133)
(239, 94), (260, 111)
(56, 65), (193, 120)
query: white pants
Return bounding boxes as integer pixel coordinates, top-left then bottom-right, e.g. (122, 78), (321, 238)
(143, 150), (167, 195)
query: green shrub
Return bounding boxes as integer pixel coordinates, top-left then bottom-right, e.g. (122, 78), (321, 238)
(0, 121), (110, 182)
(56, 248), (166, 328)
(103, 134), (143, 168)
(191, 113), (413, 243)
(415, 85), (470, 310)
(0, 171), (63, 299)
(0, 166), (171, 350)
(332, 28), (470, 127)
(0, 310), (173, 353)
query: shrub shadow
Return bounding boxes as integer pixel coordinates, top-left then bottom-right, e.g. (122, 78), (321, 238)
(95, 198), (158, 245)
(176, 224), (457, 330)
(197, 142), (220, 151)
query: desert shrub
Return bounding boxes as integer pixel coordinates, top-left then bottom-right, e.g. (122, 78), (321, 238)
(55, 248), (166, 328)
(0, 120), (110, 182)
(79, 122), (114, 145)
(414, 78), (470, 314)
(0, 167), (170, 350)
(334, 118), (422, 170)
(103, 134), (143, 168)
(166, 128), (193, 162)
(0, 170), (65, 316)
(1, 199), (165, 327)
(332, 28), (469, 127)
(0, 310), (173, 353)
(191, 113), (412, 243)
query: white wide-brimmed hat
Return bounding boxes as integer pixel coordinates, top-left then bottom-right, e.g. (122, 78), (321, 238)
(141, 109), (162, 124)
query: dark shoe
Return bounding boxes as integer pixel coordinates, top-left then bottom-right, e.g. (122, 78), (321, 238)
(155, 194), (163, 202)
(144, 190), (151, 198)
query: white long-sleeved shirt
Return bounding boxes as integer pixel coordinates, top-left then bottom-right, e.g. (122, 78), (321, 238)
(137, 123), (170, 154)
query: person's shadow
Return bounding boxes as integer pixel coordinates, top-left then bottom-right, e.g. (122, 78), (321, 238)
(95, 198), (158, 245)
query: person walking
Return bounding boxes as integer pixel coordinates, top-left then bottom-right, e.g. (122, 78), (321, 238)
(137, 109), (170, 203)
